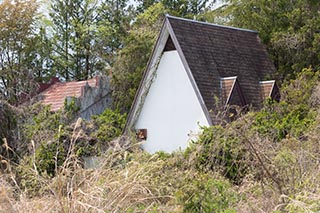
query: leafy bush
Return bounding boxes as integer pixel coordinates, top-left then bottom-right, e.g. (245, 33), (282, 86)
(35, 141), (66, 177)
(192, 125), (249, 184)
(176, 174), (238, 213)
(91, 108), (126, 142)
(252, 100), (316, 141)
(252, 68), (319, 141)
(23, 104), (63, 144)
(64, 96), (80, 118)
(19, 105), (67, 174)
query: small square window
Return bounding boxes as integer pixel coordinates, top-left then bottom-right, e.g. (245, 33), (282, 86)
(136, 129), (147, 140)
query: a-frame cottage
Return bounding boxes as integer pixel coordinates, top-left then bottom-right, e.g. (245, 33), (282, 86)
(125, 15), (279, 153)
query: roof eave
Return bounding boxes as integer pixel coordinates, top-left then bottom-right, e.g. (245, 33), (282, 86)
(165, 14), (258, 34)
(123, 17), (170, 134)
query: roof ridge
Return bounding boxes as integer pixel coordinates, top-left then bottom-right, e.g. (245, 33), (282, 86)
(165, 14), (257, 33)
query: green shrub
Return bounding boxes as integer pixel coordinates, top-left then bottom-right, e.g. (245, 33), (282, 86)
(35, 141), (66, 177)
(252, 68), (319, 141)
(64, 96), (80, 118)
(20, 104), (68, 175)
(193, 126), (249, 184)
(23, 104), (64, 143)
(176, 174), (238, 213)
(91, 108), (126, 142)
(252, 100), (316, 141)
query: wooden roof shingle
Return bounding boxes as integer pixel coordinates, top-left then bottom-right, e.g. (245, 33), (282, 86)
(167, 15), (276, 111)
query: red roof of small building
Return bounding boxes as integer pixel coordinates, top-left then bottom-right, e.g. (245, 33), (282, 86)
(40, 77), (98, 111)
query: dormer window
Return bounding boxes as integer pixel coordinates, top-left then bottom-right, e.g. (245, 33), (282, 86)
(260, 80), (280, 102)
(220, 76), (246, 107)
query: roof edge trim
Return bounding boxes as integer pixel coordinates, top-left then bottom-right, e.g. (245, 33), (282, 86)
(124, 18), (170, 133)
(259, 80), (276, 84)
(165, 14), (257, 33)
(260, 80), (276, 98)
(221, 76), (237, 80)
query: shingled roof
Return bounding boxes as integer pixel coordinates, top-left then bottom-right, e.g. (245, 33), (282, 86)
(166, 16), (276, 110)
(126, 15), (277, 128)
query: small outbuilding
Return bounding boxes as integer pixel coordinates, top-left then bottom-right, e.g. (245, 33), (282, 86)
(125, 15), (279, 153)
(38, 76), (112, 120)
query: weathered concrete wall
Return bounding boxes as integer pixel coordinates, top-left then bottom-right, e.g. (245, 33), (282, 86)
(79, 76), (112, 120)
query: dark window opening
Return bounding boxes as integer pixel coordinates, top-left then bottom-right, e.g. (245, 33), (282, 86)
(136, 129), (147, 140)
(164, 36), (176, 51)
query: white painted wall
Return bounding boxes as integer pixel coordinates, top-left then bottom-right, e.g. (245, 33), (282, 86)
(135, 50), (210, 153)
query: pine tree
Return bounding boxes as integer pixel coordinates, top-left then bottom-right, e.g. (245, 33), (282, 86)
(50, 0), (73, 80)
(96, 0), (132, 66)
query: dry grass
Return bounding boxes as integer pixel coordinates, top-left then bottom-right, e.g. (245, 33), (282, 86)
(0, 152), (178, 212)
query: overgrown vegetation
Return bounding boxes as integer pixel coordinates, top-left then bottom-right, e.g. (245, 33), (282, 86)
(0, 69), (319, 212)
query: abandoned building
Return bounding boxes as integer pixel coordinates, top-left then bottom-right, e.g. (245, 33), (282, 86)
(38, 76), (112, 120)
(125, 15), (279, 153)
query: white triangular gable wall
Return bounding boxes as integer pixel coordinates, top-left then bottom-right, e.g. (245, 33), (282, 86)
(135, 50), (210, 153)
